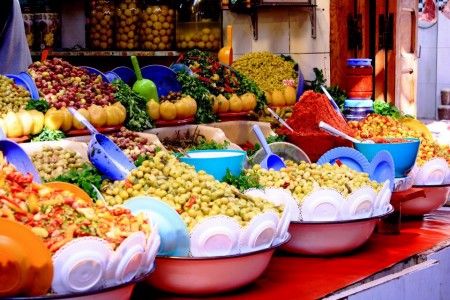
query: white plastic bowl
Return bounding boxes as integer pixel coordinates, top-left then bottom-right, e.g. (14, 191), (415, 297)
(402, 185), (450, 216)
(145, 234), (290, 296)
(282, 207), (393, 256)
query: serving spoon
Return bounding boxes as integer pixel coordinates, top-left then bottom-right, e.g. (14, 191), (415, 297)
(319, 121), (374, 144)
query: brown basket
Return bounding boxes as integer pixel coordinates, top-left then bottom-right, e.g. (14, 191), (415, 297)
(287, 133), (353, 163)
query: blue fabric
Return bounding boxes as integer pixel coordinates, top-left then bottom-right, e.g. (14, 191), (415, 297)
(0, 0), (32, 75)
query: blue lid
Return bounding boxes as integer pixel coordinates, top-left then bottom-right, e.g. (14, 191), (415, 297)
(344, 99), (374, 107)
(347, 58), (372, 66)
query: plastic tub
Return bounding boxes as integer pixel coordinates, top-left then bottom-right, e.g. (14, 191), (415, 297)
(178, 149), (246, 181)
(343, 99), (374, 122)
(346, 58), (373, 99)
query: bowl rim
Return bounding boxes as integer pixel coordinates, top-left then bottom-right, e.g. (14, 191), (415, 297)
(353, 137), (421, 145)
(155, 233), (291, 261)
(292, 205), (394, 225)
(184, 149), (247, 154)
(412, 183), (450, 188)
(2, 267), (155, 300)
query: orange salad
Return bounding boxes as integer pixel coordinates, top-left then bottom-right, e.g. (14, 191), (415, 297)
(0, 158), (151, 254)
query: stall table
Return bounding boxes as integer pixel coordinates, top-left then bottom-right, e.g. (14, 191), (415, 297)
(132, 207), (450, 299)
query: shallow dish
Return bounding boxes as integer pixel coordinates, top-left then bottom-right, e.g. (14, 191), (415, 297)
(402, 184), (450, 216)
(282, 206), (393, 256)
(145, 234), (290, 296)
(253, 142), (311, 165)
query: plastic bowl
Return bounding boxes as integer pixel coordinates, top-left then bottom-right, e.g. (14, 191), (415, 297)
(144, 234), (290, 296)
(401, 184), (450, 216)
(286, 133), (353, 163)
(178, 150), (246, 181)
(281, 206), (393, 256)
(353, 138), (420, 178)
(252, 142), (311, 165)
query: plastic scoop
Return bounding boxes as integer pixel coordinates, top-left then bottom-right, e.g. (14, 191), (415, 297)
(267, 107), (294, 132)
(130, 56), (159, 102)
(252, 125), (286, 171)
(218, 25), (233, 65)
(319, 121), (374, 144)
(41, 49), (48, 62)
(0, 127), (41, 183)
(68, 108), (136, 180)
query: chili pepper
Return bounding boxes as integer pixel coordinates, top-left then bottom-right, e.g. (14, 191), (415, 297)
(191, 67), (202, 73)
(281, 182), (290, 188)
(185, 195), (196, 209)
(223, 83), (234, 93)
(124, 179), (133, 189)
(198, 76), (212, 83)
(335, 159), (343, 167)
(7, 170), (33, 184)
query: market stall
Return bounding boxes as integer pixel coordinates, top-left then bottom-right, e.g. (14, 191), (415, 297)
(1, 48), (450, 300)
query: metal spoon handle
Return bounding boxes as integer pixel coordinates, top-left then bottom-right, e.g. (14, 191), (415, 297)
(320, 85), (340, 112)
(68, 107), (99, 135)
(267, 107), (294, 132)
(318, 121), (360, 143)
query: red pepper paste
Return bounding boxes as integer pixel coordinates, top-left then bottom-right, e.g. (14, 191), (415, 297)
(277, 90), (356, 162)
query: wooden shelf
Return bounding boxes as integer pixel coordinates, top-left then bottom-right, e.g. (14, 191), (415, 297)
(30, 50), (181, 57)
(222, 0), (317, 40)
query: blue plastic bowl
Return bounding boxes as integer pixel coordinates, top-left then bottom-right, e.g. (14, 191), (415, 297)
(353, 138), (420, 178)
(178, 150), (247, 181)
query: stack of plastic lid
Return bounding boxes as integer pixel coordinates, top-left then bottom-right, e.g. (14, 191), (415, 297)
(344, 58), (374, 122)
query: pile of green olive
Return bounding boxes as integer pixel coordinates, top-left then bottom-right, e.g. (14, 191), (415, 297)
(0, 75), (31, 117)
(246, 160), (383, 204)
(100, 151), (284, 231)
(29, 145), (90, 181)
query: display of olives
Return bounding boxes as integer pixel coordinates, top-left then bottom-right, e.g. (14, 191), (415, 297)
(115, 0), (142, 50)
(176, 25), (221, 50)
(100, 151), (284, 231)
(140, 4), (175, 50)
(89, 0), (115, 50)
(29, 145), (90, 181)
(0, 75), (31, 118)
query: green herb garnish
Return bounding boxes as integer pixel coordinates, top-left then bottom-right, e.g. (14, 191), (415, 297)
(31, 126), (65, 141)
(112, 80), (153, 132)
(222, 169), (262, 192)
(50, 164), (103, 200)
(25, 99), (50, 113)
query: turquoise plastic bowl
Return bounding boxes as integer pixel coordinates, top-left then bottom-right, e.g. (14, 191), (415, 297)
(178, 150), (246, 181)
(353, 138), (420, 178)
